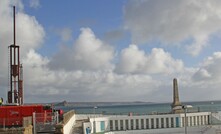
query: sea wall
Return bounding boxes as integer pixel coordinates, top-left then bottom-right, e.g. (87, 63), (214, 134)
(55, 110), (76, 134)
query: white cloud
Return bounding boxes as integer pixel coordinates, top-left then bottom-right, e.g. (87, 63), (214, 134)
(23, 49), (52, 85)
(21, 45), (191, 102)
(186, 34), (209, 56)
(192, 52), (221, 82)
(16, 12), (45, 55)
(192, 69), (211, 81)
(181, 51), (221, 101)
(49, 28), (114, 71)
(124, 0), (221, 56)
(21, 49), (158, 102)
(29, 0), (40, 9)
(32, 46), (221, 102)
(115, 44), (184, 74)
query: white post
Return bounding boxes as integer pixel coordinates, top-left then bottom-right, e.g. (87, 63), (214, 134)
(93, 106), (97, 133)
(56, 111), (59, 124)
(33, 112), (36, 134)
(210, 113), (212, 125)
(168, 117), (171, 128)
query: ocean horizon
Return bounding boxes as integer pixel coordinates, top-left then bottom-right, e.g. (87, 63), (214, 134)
(55, 100), (221, 115)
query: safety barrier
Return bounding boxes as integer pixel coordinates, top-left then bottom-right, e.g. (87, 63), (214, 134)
(33, 111), (59, 133)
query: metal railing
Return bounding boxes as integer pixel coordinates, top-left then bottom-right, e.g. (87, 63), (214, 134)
(33, 112), (59, 134)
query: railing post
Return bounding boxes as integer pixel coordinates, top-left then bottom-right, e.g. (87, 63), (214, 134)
(33, 112), (36, 134)
(56, 111), (59, 124)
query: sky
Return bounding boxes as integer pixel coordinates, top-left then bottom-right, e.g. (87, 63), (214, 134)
(1, 0), (221, 103)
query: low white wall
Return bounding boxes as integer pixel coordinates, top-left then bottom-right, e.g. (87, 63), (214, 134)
(88, 112), (211, 133)
(63, 114), (76, 134)
(104, 126), (215, 134)
(75, 114), (105, 120)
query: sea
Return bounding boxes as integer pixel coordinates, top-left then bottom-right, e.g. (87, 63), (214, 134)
(54, 100), (221, 115)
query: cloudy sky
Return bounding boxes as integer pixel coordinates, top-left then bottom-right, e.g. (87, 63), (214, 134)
(1, 0), (221, 103)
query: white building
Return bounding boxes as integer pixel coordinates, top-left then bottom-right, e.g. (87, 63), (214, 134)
(83, 112), (211, 134)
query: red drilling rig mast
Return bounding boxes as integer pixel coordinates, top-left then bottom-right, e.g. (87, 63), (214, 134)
(8, 6), (23, 105)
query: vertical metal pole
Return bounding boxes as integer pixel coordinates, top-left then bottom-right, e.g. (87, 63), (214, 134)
(13, 6), (16, 46)
(13, 6), (16, 104)
(9, 47), (12, 103)
(18, 46), (20, 104)
(184, 108), (187, 134)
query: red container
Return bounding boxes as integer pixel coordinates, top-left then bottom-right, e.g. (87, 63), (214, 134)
(0, 105), (53, 127)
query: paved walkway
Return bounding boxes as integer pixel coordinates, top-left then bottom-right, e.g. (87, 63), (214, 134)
(71, 119), (88, 134)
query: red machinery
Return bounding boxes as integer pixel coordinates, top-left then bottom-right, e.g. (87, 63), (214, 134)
(0, 105), (54, 127)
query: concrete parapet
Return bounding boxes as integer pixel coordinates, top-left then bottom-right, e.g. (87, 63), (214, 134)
(63, 110), (75, 125)
(55, 110), (75, 134)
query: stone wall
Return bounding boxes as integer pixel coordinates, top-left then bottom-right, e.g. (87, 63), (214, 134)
(0, 125), (32, 134)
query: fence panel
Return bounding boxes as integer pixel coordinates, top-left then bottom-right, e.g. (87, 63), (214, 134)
(34, 112), (59, 133)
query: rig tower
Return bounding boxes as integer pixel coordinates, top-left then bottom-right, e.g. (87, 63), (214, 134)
(8, 6), (23, 105)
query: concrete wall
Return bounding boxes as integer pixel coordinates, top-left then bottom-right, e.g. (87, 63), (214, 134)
(104, 126), (214, 134)
(55, 112), (212, 134)
(83, 122), (91, 134)
(89, 112), (211, 133)
(63, 113), (76, 134)
(55, 110), (76, 134)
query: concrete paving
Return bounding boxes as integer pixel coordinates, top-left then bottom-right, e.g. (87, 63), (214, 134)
(71, 120), (87, 134)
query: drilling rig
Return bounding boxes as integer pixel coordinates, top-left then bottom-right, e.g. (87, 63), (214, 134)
(0, 6), (64, 130)
(7, 6), (23, 105)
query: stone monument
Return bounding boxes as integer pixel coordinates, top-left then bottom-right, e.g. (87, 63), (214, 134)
(171, 78), (182, 113)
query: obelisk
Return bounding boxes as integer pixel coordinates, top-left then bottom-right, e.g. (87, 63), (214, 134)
(171, 78), (182, 113)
